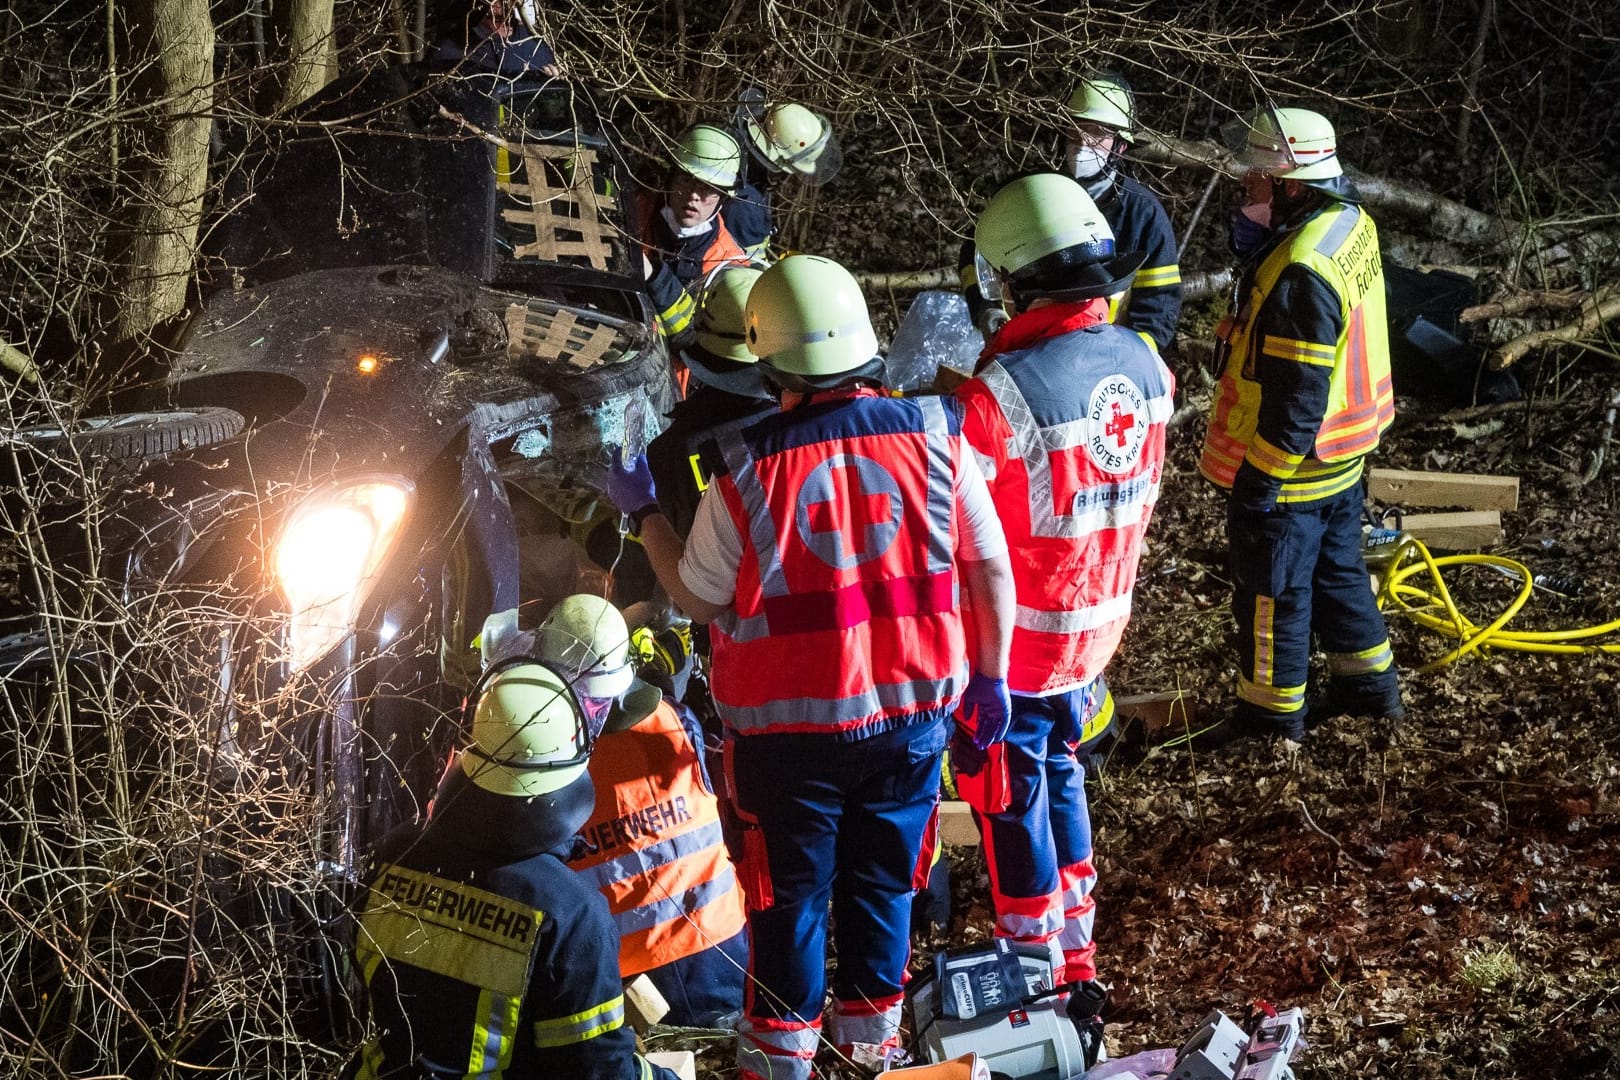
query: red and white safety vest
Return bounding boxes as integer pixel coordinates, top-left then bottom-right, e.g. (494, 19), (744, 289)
(958, 305), (1174, 695)
(707, 388), (969, 736)
(570, 700), (745, 977)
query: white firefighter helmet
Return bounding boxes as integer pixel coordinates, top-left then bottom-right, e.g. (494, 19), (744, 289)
(462, 662), (590, 797)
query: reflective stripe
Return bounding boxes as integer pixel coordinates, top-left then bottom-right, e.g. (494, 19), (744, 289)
(738, 1017), (819, 1080)
(722, 675), (958, 733)
(1134, 263), (1181, 288)
(1079, 684), (1114, 745)
(1327, 640), (1394, 676)
(1056, 856), (1097, 954)
(532, 994), (625, 1048)
(1014, 591), (1133, 635)
(719, 433), (789, 599)
(611, 866), (738, 936)
(828, 997), (903, 1051)
(918, 395), (956, 575)
(1237, 675), (1307, 713)
(577, 819), (727, 891)
(1247, 434), (1305, 479)
(1261, 334), (1337, 366)
(1275, 460), (1364, 503)
(1312, 203), (1362, 256)
(1253, 595), (1276, 689)
(468, 988), (520, 1075)
(657, 291), (697, 337)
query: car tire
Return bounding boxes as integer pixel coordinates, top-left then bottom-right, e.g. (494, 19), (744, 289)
(6, 407), (246, 466)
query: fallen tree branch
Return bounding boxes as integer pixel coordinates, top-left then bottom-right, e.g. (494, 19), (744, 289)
(851, 267), (959, 291)
(1182, 268), (1234, 304)
(1487, 286), (1620, 369)
(1581, 385), (1620, 486)
(1, 340), (39, 383)
(1134, 133), (1511, 248)
(1459, 288), (1586, 323)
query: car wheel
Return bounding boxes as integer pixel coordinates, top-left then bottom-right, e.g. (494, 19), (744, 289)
(5, 407), (246, 466)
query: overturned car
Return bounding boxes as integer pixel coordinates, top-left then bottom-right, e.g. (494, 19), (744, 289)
(1, 67), (669, 1070)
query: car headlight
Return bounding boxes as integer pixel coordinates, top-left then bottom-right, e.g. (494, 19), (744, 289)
(274, 477), (413, 672)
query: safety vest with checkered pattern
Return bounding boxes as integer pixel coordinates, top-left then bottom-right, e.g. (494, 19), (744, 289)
(1199, 202), (1394, 488)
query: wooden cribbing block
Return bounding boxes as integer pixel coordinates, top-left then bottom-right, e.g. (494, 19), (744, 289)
(938, 800), (981, 848)
(624, 973), (670, 1032)
(644, 1052), (696, 1080)
(1367, 468), (1519, 511)
(1114, 690), (1197, 739)
(1400, 510), (1502, 550)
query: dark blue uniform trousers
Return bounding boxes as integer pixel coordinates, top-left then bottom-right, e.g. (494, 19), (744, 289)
(727, 718), (945, 1076)
(1228, 483), (1398, 733)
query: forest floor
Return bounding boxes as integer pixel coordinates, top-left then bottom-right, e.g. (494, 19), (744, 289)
(671, 368), (1620, 1080)
(1081, 375), (1620, 1078)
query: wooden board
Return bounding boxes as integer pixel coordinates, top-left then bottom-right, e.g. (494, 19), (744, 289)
(1367, 468), (1519, 511)
(1400, 510), (1503, 550)
(938, 800), (981, 848)
(624, 973), (670, 1032)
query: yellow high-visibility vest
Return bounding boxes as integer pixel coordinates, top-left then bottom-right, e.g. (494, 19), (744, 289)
(1200, 203), (1394, 492)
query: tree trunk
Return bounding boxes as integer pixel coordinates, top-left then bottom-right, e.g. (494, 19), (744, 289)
(107, 0), (214, 345)
(274, 0), (337, 113)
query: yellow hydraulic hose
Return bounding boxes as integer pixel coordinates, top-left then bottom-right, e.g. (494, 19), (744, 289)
(1376, 535), (1620, 671)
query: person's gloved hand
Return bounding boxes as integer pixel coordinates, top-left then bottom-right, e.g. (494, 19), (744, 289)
(603, 453), (657, 517)
(949, 723), (986, 777)
(958, 672), (1012, 750)
(974, 306), (1010, 340)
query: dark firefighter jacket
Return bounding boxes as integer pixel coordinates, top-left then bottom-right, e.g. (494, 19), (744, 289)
(353, 770), (676, 1080)
(648, 385), (777, 539)
(959, 172), (1182, 354)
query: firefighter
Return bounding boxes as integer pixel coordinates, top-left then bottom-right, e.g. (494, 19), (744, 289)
(639, 123), (752, 348)
(352, 661), (679, 1080)
(431, 0), (559, 77)
(726, 93), (844, 259)
(954, 172), (1174, 1061)
(535, 593), (749, 1027)
(646, 265), (778, 540)
(1200, 105), (1402, 740)
(960, 73), (1182, 354)
(603, 254), (1017, 1080)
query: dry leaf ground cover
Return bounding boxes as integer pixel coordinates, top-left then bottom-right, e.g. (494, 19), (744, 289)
(1086, 378), (1620, 1077)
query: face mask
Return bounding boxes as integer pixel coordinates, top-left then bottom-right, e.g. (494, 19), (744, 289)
(1065, 144), (1111, 181)
(1229, 203), (1273, 256)
(660, 203), (717, 239)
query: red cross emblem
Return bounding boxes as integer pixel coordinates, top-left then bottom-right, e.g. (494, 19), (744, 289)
(806, 463), (893, 561)
(1104, 400), (1136, 448)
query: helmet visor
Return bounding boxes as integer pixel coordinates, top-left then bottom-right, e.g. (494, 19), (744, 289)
(786, 128), (842, 185)
(1221, 104), (1298, 174)
(975, 249), (1006, 304)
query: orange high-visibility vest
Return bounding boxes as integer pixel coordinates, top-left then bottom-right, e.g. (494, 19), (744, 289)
(571, 700), (745, 977)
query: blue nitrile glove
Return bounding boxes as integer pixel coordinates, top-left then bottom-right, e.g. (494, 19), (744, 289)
(603, 453), (657, 517)
(958, 672), (1012, 750)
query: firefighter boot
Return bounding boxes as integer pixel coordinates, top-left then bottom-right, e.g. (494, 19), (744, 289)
(1311, 673), (1405, 725)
